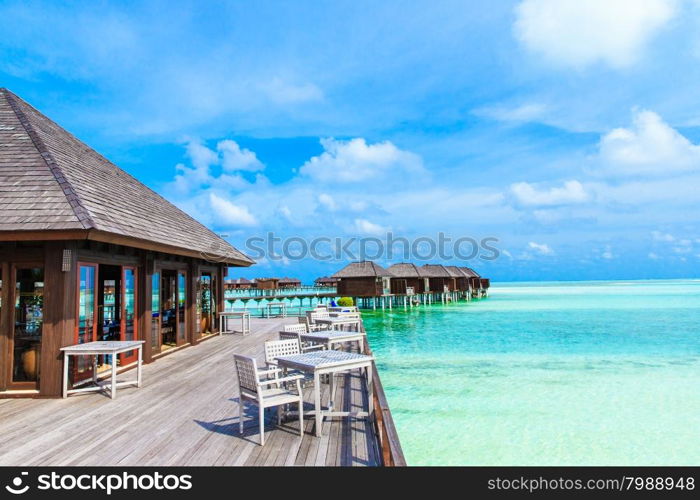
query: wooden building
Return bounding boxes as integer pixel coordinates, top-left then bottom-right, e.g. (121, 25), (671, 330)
(332, 261), (392, 297)
(386, 263), (426, 295)
(446, 266), (470, 292)
(0, 89), (253, 397)
(278, 277), (302, 289)
(225, 277), (252, 290)
(314, 276), (338, 287)
(419, 264), (455, 292)
(254, 278), (279, 290)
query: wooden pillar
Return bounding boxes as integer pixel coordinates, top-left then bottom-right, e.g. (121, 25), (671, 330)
(40, 241), (77, 397)
(0, 258), (8, 392)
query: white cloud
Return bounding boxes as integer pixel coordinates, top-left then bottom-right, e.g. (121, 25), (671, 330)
(318, 193), (337, 211)
(510, 180), (590, 207)
(648, 252), (660, 260)
(217, 140), (264, 172)
(300, 138), (425, 183)
(353, 218), (388, 236)
(601, 245), (614, 260)
(474, 102), (549, 123)
(260, 77), (323, 104)
(514, 0), (676, 69)
(209, 193), (258, 227)
(597, 109), (700, 177)
(528, 241), (555, 255)
(651, 230), (675, 242)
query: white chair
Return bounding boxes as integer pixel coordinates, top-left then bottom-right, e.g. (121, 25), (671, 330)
(234, 354), (304, 446)
(306, 310), (331, 332)
(279, 324), (325, 353)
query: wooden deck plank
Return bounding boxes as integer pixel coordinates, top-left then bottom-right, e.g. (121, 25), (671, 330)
(0, 317), (380, 467)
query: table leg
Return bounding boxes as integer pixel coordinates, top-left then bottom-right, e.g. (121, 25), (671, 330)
(62, 353), (69, 398)
(314, 372), (322, 437)
(111, 358), (117, 399)
(329, 370), (335, 412)
(92, 355), (98, 384)
(137, 346), (143, 388)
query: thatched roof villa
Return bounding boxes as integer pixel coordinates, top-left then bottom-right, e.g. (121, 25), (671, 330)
(332, 261), (393, 297)
(0, 88), (253, 397)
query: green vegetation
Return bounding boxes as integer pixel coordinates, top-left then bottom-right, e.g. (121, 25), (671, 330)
(337, 297), (354, 307)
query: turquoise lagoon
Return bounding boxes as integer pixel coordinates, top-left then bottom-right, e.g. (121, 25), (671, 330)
(361, 280), (700, 465)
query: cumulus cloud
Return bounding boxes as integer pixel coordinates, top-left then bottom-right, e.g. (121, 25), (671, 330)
(514, 0), (676, 69)
(651, 230), (675, 242)
(528, 241), (555, 255)
(209, 193), (257, 227)
(217, 140), (264, 172)
(596, 109), (700, 177)
(353, 218), (388, 236)
(509, 180), (590, 207)
(300, 137), (425, 183)
(318, 193), (337, 211)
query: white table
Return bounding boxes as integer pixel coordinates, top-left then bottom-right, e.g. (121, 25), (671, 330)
(218, 311), (251, 335)
(276, 350), (374, 437)
(266, 302), (287, 318)
(301, 331), (367, 353)
(61, 341), (144, 399)
(315, 317), (362, 332)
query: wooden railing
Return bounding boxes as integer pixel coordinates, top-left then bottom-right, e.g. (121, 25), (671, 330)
(360, 323), (407, 466)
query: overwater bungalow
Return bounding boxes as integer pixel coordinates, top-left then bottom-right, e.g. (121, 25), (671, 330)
(332, 261), (392, 297)
(387, 262), (426, 295)
(446, 265), (470, 292)
(314, 276), (338, 287)
(278, 277), (302, 289)
(254, 277), (279, 290)
(0, 89), (253, 398)
(224, 277), (253, 290)
(420, 264), (455, 293)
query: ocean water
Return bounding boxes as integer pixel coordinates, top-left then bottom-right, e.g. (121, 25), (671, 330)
(361, 280), (700, 465)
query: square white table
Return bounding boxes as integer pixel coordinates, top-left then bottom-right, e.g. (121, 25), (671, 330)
(218, 311), (251, 335)
(314, 316), (362, 332)
(61, 341), (144, 399)
(300, 330), (367, 353)
(276, 350), (374, 437)
(266, 302), (288, 318)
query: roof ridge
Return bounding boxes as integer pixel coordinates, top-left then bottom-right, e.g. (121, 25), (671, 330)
(3, 89), (95, 230)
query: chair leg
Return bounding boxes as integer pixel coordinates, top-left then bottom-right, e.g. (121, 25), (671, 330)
(239, 399), (244, 435)
(259, 404), (265, 446)
(277, 405), (282, 425)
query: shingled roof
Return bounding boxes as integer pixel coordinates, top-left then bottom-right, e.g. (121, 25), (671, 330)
(420, 264), (452, 277)
(332, 261), (393, 278)
(445, 265), (466, 278)
(459, 266), (480, 278)
(387, 262), (425, 278)
(0, 89), (252, 266)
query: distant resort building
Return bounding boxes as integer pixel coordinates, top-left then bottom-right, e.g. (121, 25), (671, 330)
(420, 264), (455, 293)
(254, 277), (279, 290)
(278, 277), (302, 289)
(332, 261), (392, 297)
(387, 263), (426, 295)
(314, 276), (338, 287)
(224, 277), (253, 290)
(0, 89), (253, 397)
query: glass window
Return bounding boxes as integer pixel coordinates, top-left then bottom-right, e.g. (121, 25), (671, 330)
(178, 272), (186, 341)
(151, 273), (160, 350)
(13, 267), (44, 383)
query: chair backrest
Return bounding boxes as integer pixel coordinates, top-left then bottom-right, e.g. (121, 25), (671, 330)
(308, 311), (330, 322)
(234, 355), (260, 395)
(264, 339), (300, 365)
(315, 304), (328, 310)
(284, 323), (308, 334)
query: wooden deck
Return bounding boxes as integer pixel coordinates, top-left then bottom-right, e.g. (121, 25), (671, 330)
(0, 318), (381, 466)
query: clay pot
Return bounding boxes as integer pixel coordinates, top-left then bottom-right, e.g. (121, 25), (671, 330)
(22, 345), (39, 381)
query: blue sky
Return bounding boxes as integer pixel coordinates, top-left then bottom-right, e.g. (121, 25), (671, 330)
(2, 0), (700, 282)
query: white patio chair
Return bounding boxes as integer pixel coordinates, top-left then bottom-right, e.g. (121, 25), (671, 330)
(306, 310), (331, 332)
(279, 324), (325, 353)
(234, 354), (304, 446)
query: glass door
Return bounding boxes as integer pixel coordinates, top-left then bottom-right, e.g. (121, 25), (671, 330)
(119, 267), (138, 365)
(177, 271), (187, 345)
(75, 263), (97, 382)
(151, 272), (160, 353)
(11, 266), (44, 389)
